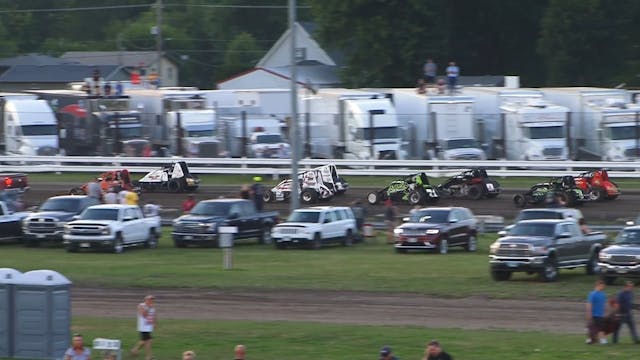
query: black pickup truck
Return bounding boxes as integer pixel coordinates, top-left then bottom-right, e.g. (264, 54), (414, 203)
(489, 219), (606, 282)
(598, 225), (640, 284)
(171, 199), (279, 247)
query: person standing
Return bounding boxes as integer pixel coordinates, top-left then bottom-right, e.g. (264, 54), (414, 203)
(445, 61), (460, 95)
(117, 187), (129, 205)
(87, 178), (102, 202)
(586, 279), (608, 344)
(125, 190), (139, 206)
(250, 176), (265, 211)
(234, 344), (246, 360)
(613, 281), (640, 344)
(384, 199), (397, 244)
(424, 340), (453, 360)
(379, 345), (399, 360)
(131, 295), (156, 360)
(182, 195), (196, 214)
(423, 58), (437, 85)
(64, 333), (91, 360)
(104, 187), (118, 204)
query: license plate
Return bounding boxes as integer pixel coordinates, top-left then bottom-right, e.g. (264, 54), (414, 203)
(80, 242), (90, 248)
(184, 236), (193, 240)
(408, 238), (417, 243)
(617, 268), (628, 274)
(36, 234), (45, 239)
(506, 262), (518, 268)
(283, 236), (291, 241)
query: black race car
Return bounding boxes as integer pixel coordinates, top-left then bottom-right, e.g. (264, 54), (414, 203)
(367, 173), (439, 205)
(436, 168), (501, 200)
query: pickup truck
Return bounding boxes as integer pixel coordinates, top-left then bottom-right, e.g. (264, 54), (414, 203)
(0, 173), (28, 192)
(0, 200), (30, 242)
(489, 219), (606, 282)
(598, 225), (640, 284)
(63, 204), (161, 253)
(22, 195), (101, 246)
(171, 198), (279, 248)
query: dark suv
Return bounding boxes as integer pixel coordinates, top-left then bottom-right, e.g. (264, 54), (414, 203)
(393, 207), (477, 254)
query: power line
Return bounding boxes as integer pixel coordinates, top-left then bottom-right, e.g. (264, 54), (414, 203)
(165, 3), (311, 9)
(0, 4), (153, 14)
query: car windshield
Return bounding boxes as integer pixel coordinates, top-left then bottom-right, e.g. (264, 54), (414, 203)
(515, 211), (563, 222)
(615, 229), (640, 245)
(189, 202), (231, 216)
(445, 138), (479, 149)
(524, 126), (565, 139)
(21, 125), (58, 136)
(608, 126), (640, 141)
(287, 211), (320, 223)
(80, 208), (118, 221)
(409, 210), (449, 223)
(255, 134), (283, 144)
(39, 198), (81, 212)
(509, 223), (555, 237)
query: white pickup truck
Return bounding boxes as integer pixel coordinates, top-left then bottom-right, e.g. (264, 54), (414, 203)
(63, 204), (161, 253)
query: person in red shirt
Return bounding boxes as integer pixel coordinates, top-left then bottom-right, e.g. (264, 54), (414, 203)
(182, 195), (196, 214)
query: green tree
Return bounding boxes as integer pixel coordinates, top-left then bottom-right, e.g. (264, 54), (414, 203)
(218, 32), (261, 81)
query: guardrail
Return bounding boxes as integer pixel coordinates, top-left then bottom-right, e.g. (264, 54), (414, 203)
(3, 155), (640, 178)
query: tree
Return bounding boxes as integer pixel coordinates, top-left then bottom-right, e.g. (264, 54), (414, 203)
(218, 32), (261, 81)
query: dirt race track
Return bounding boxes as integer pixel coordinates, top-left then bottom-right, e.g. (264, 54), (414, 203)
(24, 182), (640, 333)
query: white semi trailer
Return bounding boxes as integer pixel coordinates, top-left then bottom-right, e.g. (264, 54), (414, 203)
(543, 87), (640, 161)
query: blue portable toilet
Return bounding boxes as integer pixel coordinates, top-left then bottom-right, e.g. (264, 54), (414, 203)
(0, 268), (22, 358)
(13, 270), (71, 360)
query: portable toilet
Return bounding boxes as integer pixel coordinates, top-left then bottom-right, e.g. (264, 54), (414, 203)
(13, 270), (71, 360)
(0, 268), (22, 358)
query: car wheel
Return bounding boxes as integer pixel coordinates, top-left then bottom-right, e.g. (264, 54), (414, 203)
(467, 184), (483, 200)
(174, 238), (186, 248)
(438, 238), (449, 255)
(145, 230), (158, 249)
(604, 276), (617, 285)
(586, 251), (600, 275)
(513, 194), (527, 208)
(540, 257), (558, 282)
(367, 192), (380, 205)
(342, 230), (354, 247)
(465, 234), (477, 252)
(113, 234), (124, 254)
(491, 269), (512, 281)
(312, 233), (322, 250)
(301, 189), (318, 204)
(167, 180), (181, 193)
(259, 226), (272, 245)
(263, 191), (274, 203)
(408, 190), (423, 205)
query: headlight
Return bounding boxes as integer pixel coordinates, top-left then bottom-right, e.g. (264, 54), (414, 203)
(393, 228), (404, 234)
(272, 227), (281, 234)
(208, 223), (217, 231)
(64, 224), (71, 234)
(489, 242), (499, 254)
(531, 245), (548, 255)
(599, 253), (611, 261)
(425, 229), (440, 235)
(56, 221), (66, 228)
(635, 255), (640, 260)
(100, 226), (111, 235)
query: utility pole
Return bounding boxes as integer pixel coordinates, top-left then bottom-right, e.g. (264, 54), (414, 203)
(289, 0), (300, 212)
(155, 0), (163, 84)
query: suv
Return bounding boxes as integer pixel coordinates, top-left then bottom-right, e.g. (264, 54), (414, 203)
(393, 207), (477, 254)
(504, 208), (584, 232)
(271, 206), (357, 249)
(598, 225), (640, 284)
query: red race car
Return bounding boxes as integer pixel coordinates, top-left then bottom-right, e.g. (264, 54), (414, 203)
(574, 169), (620, 201)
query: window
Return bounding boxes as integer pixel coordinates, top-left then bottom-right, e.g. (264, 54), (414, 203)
(323, 211), (337, 223)
(295, 47), (307, 61)
(334, 209), (345, 221)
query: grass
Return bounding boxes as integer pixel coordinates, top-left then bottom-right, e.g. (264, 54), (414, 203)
(5, 316), (637, 360)
(25, 171), (640, 189)
(2, 231), (615, 301)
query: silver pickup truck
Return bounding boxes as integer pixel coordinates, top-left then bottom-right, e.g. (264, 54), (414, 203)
(63, 204), (161, 253)
(489, 219), (606, 282)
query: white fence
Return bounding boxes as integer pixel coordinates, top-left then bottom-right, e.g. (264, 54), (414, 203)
(3, 155), (640, 178)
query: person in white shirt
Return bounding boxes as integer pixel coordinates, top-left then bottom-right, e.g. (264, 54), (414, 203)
(103, 188), (118, 204)
(130, 295), (156, 360)
(117, 188), (129, 205)
(143, 201), (160, 217)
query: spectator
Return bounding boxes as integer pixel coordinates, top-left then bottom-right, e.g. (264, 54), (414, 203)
(234, 344), (246, 360)
(64, 333), (90, 360)
(250, 176), (265, 211)
(416, 78), (427, 94)
(586, 279), (608, 344)
(384, 199), (398, 244)
(423, 58), (437, 85)
(579, 218), (591, 234)
(115, 81), (124, 96)
(182, 195), (196, 214)
(424, 340), (453, 360)
(125, 190), (139, 206)
(104, 82), (112, 96)
(182, 350), (196, 360)
(445, 61), (460, 95)
(87, 178), (102, 201)
(240, 184), (251, 199)
(130, 295), (156, 360)
(142, 144), (153, 157)
(613, 281), (640, 344)
(143, 201), (160, 217)
(350, 199), (366, 235)
(277, 144), (290, 159)
(117, 187), (128, 205)
(104, 187), (118, 204)
(436, 78), (446, 95)
(379, 345), (398, 360)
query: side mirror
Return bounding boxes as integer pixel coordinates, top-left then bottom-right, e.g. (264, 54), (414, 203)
(229, 213), (239, 220)
(498, 230), (507, 237)
(123, 216), (133, 222)
(449, 218), (459, 223)
(324, 218), (331, 223)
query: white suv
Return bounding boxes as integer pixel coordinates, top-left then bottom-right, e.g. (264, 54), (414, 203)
(272, 206), (357, 249)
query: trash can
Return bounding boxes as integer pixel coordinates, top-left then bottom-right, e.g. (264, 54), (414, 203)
(0, 268), (22, 358)
(13, 270), (71, 360)
(363, 223), (375, 237)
